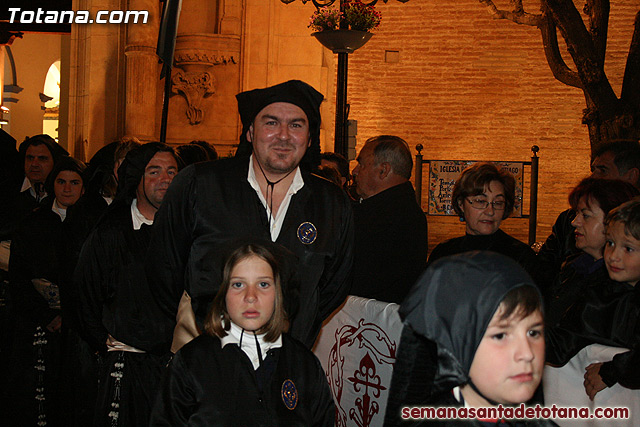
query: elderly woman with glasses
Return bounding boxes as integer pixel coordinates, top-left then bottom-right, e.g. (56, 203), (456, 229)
(427, 162), (544, 288)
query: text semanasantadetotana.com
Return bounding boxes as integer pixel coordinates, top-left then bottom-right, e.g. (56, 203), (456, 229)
(7, 8), (148, 24)
(402, 404), (630, 420)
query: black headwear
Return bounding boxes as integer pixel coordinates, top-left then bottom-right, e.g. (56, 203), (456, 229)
(115, 142), (178, 204)
(82, 141), (121, 197)
(402, 251), (539, 388)
(384, 251), (541, 425)
(235, 80), (323, 171)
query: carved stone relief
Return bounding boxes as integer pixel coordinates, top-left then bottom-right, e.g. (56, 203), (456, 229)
(172, 34), (240, 126)
(171, 68), (215, 125)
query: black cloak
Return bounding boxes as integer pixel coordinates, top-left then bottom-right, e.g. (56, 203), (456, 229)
(149, 333), (335, 426)
(384, 251), (550, 427)
(146, 155), (354, 349)
(234, 80), (323, 170)
(74, 142), (179, 354)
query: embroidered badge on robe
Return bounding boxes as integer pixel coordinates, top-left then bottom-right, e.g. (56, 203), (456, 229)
(297, 222), (317, 245)
(281, 379), (298, 410)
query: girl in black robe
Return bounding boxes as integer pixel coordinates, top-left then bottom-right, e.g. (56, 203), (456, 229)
(150, 241), (335, 426)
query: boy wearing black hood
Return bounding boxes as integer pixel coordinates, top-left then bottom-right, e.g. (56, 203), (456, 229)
(385, 251), (555, 426)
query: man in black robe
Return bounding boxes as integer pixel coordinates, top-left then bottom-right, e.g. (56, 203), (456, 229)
(350, 135), (428, 303)
(0, 134), (68, 241)
(147, 80), (354, 348)
(75, 142), (179, 426)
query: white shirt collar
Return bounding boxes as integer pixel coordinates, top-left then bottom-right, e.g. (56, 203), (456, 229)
(131, 199), (153, 230)
(247, 154), (304, 241)
(20, 177), (31, 193)
(452, 386), (472, 408)
(220, 320), (283, 370)
(51, 198), (67, 221)
(21, 176), (47, 200)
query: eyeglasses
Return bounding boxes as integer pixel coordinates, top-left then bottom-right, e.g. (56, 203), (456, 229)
(466, 197), (506, 210)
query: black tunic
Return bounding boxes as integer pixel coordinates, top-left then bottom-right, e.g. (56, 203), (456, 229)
(74, 200), (176, 426)
(150, 333), (335, 426)
(146, 156), (354, 348)
(544, 253), (607, 326)
(536, 209), (578, 278)
(8, 197), (64, 328)
(351, 181), (428, 303)
(4, 197), (65, 425)
(74, 200), (174, 354)
(546, 275), (640, 389)
(0, 187), (42, 241)
(428, 229), (544, 289)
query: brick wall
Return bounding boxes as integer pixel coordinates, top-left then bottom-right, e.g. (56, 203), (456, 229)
(341, 0), (637, 252)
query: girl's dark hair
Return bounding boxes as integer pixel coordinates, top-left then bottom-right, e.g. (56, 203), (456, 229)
(204, 243), (287, 342)
(568, 177), (640, 216)
(45, 156), (86, 195)
(452, 162), (516, 220)
(496, 285), (542, 321)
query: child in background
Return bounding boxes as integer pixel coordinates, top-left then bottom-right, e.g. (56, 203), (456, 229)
(384, 251), (555, 426)
(149, 241), (335, 426)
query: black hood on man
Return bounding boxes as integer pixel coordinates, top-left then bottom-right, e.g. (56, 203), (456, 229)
(116, 142), (178, 204)
(235, 80), (323, 171)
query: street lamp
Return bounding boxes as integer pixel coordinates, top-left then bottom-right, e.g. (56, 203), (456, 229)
(281, 0), (409, 158)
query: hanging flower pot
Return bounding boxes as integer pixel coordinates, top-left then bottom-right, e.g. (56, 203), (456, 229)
(312, 29), (373, 54)
(308, 1), (381, 53)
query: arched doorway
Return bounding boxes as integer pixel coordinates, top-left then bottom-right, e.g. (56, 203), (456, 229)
(42, 60), (60, 141)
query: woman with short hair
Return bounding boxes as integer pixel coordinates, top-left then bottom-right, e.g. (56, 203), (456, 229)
(428, 162), (542, 287)
(545, 177), (639, 325)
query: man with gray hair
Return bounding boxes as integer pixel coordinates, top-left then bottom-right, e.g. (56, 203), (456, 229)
(350, 135), (428, 303)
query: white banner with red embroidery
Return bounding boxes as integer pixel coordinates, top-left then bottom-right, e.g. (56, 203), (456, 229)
(313, 296), (403, 427)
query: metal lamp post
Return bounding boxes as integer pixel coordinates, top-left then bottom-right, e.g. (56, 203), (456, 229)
(281, 0), (408, 158)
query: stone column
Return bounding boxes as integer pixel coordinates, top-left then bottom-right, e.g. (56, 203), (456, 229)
(124, 0), (161, 141)
(164, 0), (242, 153)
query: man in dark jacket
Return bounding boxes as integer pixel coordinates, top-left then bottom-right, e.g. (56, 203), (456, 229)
(147, 80), (354, 349)
(350, 135), (428, 303)
(537, 140), (640, 276)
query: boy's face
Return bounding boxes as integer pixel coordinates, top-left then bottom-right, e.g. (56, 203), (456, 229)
(605, 220), (640, 286)
(464, 306), (544, 406)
